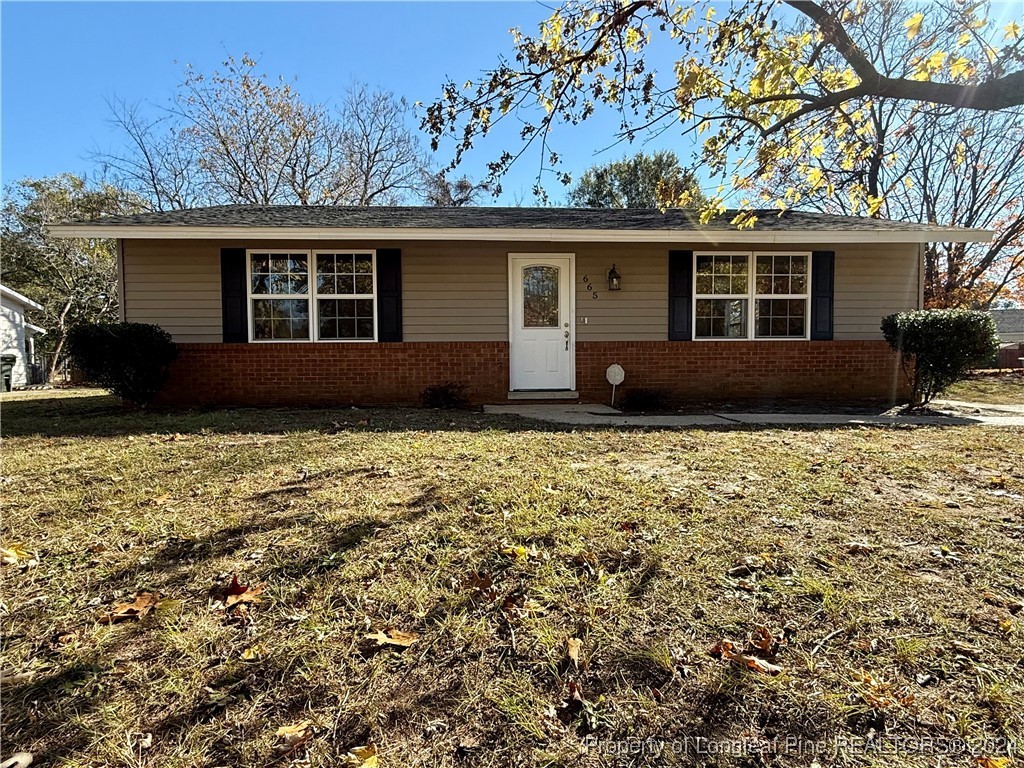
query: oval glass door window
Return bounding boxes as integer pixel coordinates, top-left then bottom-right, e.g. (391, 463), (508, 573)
(523, 265), (559, 327)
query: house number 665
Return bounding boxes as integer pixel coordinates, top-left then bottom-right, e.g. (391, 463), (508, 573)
(582, 275), (598, 299)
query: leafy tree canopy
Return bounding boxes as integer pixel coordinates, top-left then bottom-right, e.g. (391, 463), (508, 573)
(568, 150), (706, 207)
(1, 174), (141, 376)
(424, 0), (1024, 225)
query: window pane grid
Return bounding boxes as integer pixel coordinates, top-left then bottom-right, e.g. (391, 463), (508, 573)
(248, 250), (376, 342)
(694, 252), (810, 340)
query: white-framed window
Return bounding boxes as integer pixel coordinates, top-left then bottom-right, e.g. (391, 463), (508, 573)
(694, 252), (810, 340)
(247, 249), (377, 342)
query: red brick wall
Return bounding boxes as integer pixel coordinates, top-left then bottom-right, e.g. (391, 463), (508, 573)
(156, 341), (908, 406)
(575, 341), (909, 402)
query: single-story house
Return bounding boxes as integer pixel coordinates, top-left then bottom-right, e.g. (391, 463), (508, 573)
(989, 308), (1024, 343)
(51, 207), (991, 406)
(0, 283), (46, 390)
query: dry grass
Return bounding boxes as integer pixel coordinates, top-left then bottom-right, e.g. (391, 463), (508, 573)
(944, 374), (1024, 406)
(2, 389), (1023, 767)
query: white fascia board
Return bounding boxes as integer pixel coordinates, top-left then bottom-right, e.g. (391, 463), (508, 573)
(47, 224), (994, 244)
(0, 284), (44, 311)
(25, 323), (47, 335)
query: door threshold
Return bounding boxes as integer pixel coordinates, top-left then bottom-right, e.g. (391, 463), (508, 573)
(507, 390), (579, 401)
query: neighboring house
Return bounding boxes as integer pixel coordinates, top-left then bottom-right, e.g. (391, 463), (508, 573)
(51, 207), (991, 406)
(989, 308), (1024, 343)
(0, 284), (46, 390)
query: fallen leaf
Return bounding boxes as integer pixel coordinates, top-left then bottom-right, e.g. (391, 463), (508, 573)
(950, 640), (982, 659)
(989, 475), (1009, 489)
(976, 758), (1011, 768)
(344, 744), (378, 767)
(983, 590), (1023, 614)
(99, 592), (163, 624)
(709, 640), (782, 675)
(276, 720), (311, 748)
(566, 636), (582, 668)
(748, 626), (777, 655)
(463, 572), (497, 602)
(131, 732), (153, 750)
(223, 575), (264, 609)
(364, 628), (420, 648)
(240, 644), (266, 662)
(0, 544), (33, 565)
(727, 554), (769, 577)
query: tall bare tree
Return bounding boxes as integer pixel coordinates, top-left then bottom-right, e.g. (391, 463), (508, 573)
(97, 56), (428, 209)
(420, 170), (491, 206)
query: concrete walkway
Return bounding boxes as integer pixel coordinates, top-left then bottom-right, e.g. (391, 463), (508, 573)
(483, 402), (1024, 428)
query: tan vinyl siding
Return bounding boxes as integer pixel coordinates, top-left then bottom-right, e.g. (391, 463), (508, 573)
(575, 245), (667, 341)
(402, 243), (507, 341)
(834, 244), (919, 339)
(122, 240), (222, 343)
(120, 238), (920, 344)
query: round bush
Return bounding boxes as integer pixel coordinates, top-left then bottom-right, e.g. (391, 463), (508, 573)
(880, 309), (999, 406)
(67, 322), (178, 405)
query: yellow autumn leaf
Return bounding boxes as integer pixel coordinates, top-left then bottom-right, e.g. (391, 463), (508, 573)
(1005, 21), (1021, 40)
(904, 12), (924, 39)
(345, 745), (379, 767)
(949, 57), (973, 79)
(976, 757), (1011, 768)
(0, 544), (33, 565)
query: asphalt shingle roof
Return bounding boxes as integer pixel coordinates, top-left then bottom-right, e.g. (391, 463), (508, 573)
(68, 205), (966, 233)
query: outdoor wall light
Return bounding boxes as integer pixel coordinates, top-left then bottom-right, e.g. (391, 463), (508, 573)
(607, 264), (622, 291)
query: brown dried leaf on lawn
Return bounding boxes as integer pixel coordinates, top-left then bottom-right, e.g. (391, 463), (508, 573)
(98, 591), (163, 624)
(275, 720), (312, 748)
(364, 628), (420, 649)
(343, 744), (379, 767)
(950, 640), (983, 659)
(989, 475), (1009, 489)
(223, 575), (264, 609)
(983, 590), (1023, 614)
(463, 572), (498, 602)
(726, 554), (770, 578)
(709, 640), (782, 676)
(975, 757), (1011, 768)
(748, 626), (777, 656)
(566, 637), (582, 668)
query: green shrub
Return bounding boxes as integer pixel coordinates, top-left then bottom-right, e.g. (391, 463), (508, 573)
(619, 387), (673, 412)
(880, 309), (999, 406)
(420, 381), (470, 409)
(67, 322), (178, 405)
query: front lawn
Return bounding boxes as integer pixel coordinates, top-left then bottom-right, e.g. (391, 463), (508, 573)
(2, 390), (1022, 767)
(944, 373), (1024, 406)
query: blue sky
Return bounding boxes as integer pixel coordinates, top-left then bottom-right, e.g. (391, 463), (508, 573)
(0, 1), (695, 204)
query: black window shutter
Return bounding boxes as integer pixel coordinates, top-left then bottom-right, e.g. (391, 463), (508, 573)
(810, 250), (835, 340)
(668, 250), (694, 341)
(220, 248), (248, 343)
(376, 248), (402, 342)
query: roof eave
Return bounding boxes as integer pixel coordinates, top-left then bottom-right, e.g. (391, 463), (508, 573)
(47, 224), (994, 244)
(0, 285), (44, 312)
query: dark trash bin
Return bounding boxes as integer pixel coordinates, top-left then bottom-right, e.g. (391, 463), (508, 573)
(1, 354), (16, 392)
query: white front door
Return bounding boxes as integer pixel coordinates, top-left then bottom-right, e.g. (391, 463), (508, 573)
(509, 254), (574, 391)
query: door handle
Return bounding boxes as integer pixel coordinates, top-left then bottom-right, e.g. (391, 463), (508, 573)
(564, 330), (570, 351)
